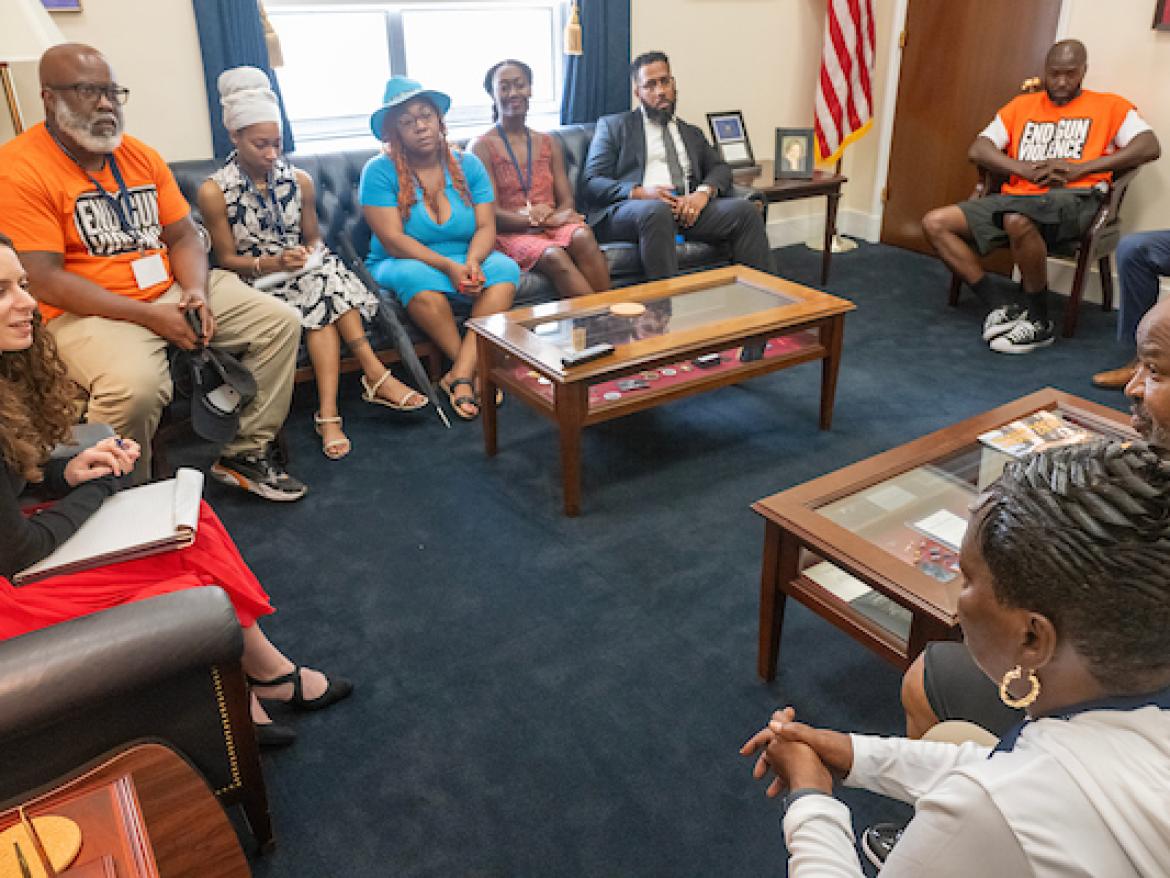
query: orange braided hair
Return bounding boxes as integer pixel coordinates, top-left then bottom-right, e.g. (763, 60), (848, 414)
(383, 103), (472, 223)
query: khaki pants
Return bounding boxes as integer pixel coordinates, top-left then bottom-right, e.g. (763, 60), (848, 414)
(47, 269), (301, 480)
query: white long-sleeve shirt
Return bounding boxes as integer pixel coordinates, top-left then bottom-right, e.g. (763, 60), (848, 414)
(782, 704), (1170, 877)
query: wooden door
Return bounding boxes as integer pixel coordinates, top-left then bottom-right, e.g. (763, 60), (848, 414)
(880, 0), (1062, 254)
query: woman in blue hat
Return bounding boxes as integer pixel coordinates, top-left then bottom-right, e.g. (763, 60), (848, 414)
(360, 77), (519, 420)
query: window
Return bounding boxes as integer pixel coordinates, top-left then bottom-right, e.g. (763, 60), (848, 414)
(267, 2), (567, 144)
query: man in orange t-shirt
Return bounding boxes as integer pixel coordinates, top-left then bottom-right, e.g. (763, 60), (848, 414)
(922, 40), (1160, 355)
(0, 44), (307, 500)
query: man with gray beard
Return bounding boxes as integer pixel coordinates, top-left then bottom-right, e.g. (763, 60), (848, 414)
(0, 44), (307, 500)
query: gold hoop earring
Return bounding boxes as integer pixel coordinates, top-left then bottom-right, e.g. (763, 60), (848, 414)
(999, 665), (1041, 709)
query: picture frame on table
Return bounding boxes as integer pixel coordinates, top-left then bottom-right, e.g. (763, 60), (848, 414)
(774, 127), (815, 180)
(1155, 0), (1170, 30)
(705, 111), (757, 169)
(42, 0), (83, 10)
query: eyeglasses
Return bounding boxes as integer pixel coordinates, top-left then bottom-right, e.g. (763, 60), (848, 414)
(396, 107), (437, 130)
(47, 83), (131, 106)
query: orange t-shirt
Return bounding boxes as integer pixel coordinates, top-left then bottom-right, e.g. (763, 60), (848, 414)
(987, 90), (1141, 196)
(0, 123), (191, 320)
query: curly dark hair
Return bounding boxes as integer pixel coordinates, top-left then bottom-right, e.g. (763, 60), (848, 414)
(978, 439), (1170, 692)
(482, 59), (533, 122)
(0, 232), (78, 481)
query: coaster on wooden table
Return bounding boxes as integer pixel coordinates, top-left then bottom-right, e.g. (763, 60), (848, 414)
(609, 302), (645, 318)
(0, 816), (82, 877)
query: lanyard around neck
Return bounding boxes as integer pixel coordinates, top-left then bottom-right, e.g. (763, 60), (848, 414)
(49, 126), (143, 247)
(496, 124), (533, 201)
(237, 157), (287, 238)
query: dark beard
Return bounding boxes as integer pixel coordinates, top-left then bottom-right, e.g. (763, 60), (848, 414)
(643, 102), (676, 126)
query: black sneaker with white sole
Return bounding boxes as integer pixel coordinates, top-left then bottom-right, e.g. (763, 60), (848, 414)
(981, 304), (1027, 342)
(862, 821), (905, 869)
(988, 318), (1055, 354)
(211, 445), (308, 502)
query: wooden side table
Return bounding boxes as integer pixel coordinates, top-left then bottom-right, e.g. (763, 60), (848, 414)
(734, 160), (847, 285)
(0, 744), (250, 877)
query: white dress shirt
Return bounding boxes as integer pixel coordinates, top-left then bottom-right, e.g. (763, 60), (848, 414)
(640, 105), (693, 192)
(781, 705), (1170, 877)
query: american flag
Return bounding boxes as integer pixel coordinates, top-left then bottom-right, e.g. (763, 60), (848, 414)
(814, 0), (877, 164)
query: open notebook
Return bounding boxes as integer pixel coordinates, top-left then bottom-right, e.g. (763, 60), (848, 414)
(15, 468), (204, 585)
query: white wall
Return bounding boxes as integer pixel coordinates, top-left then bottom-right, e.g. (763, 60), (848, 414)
(0, 0), (211, 161)
(632, 0), (830, 243)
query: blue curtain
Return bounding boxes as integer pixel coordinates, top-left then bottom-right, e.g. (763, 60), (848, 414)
(192, 0), (294, 158)
(560, 0), (631, 124)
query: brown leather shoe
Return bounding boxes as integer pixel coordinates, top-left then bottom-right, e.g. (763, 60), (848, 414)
(1092, 361), (1138, 390)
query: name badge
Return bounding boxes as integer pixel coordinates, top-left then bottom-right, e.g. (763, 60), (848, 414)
(130, 252), (168, 290)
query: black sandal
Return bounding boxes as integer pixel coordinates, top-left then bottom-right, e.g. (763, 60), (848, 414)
(248, 665), (354, 712)
(440, 376), (480, 420)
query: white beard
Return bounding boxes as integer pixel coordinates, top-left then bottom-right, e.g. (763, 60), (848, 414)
(54, 103), (123, 153)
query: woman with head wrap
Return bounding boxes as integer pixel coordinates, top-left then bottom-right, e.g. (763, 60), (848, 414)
(740, 439), (1170, 877)
(198, 67), (427, 461)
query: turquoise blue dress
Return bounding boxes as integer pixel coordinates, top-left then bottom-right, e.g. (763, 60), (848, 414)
(359, 150), (520, 306)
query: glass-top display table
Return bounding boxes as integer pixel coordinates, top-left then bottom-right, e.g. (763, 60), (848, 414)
(468, 266), (854, 516)
(751, 389), (1136, 678)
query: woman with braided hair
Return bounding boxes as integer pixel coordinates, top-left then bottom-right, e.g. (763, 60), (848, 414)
(741, 439), (1170, 877)
(360, 77), (519, 420)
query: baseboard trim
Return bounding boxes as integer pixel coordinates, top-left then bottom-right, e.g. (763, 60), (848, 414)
(765, 207), (881, 249)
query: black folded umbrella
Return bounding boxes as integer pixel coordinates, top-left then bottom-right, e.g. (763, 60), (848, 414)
(335, 225), (450, 429)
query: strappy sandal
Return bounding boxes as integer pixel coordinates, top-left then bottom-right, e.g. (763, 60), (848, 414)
(313, 412), (351, 460)
(361, 371), (428, 412)
(440, 376), (480, 420)
(248, 665), (354, 712)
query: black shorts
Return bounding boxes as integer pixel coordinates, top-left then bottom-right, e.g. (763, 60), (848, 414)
(922, 641), (1022, 737)
(957, 189), (1104, 257)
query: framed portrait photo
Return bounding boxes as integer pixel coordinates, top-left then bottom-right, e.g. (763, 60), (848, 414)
(1155, 0), (1170, 29)
(774, 128), (815, 180)
(706, 111), (756, 168)
(42, 0), (83, 10)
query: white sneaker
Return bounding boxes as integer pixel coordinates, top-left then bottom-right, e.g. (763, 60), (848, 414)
(982, 305), (1027, 342)
(989, 319), (1055, 354)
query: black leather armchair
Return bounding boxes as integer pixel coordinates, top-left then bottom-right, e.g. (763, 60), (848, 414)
(0, 587), (273, 850)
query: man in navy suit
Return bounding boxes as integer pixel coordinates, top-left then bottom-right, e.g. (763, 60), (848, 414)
(582, 51), (773, 280)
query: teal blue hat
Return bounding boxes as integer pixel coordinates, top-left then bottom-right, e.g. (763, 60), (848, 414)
(370, 76), (452, 140)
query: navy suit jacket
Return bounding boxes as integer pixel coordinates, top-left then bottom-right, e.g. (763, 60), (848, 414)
(581, 109), (733, 227)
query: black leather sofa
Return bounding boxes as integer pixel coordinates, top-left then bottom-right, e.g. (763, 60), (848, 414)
(169, 123), (761, 373)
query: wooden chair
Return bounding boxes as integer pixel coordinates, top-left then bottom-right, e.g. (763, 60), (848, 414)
(947, 166), (1138, 337)
(947, 76), (1139, 337)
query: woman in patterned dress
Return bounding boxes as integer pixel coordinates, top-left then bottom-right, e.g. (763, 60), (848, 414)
(198, 68), (426, 460)
(469, 60), (609, 298)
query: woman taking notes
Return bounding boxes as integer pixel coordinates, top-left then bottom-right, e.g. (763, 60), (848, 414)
(0, 232), (351, 748)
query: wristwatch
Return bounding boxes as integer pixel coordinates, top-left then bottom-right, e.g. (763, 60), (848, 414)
(696, 183), (716, 199)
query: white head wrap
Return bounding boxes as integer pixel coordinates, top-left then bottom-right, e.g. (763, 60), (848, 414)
(217, 66), (281, 133)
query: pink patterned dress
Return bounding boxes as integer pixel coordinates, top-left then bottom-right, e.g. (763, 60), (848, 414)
(486, 131), (585, 271)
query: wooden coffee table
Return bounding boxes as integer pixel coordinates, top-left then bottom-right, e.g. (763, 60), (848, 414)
(752, 388), (1135, 679)
(469, 266), (854, 516)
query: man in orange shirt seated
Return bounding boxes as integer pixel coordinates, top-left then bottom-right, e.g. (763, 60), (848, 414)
(0, 44), (307, 500)
(922, 39), (1160, 355)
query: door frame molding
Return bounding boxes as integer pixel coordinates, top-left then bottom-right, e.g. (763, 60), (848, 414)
(866, 0), (1069, 238)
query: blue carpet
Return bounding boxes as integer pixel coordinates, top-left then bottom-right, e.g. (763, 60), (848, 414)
(188, 242), (1129, 876)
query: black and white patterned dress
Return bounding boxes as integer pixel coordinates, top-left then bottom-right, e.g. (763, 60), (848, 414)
(209, 154), (377, 330)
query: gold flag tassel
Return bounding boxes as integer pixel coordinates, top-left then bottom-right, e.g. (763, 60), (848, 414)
(564, 2), (583, 56)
